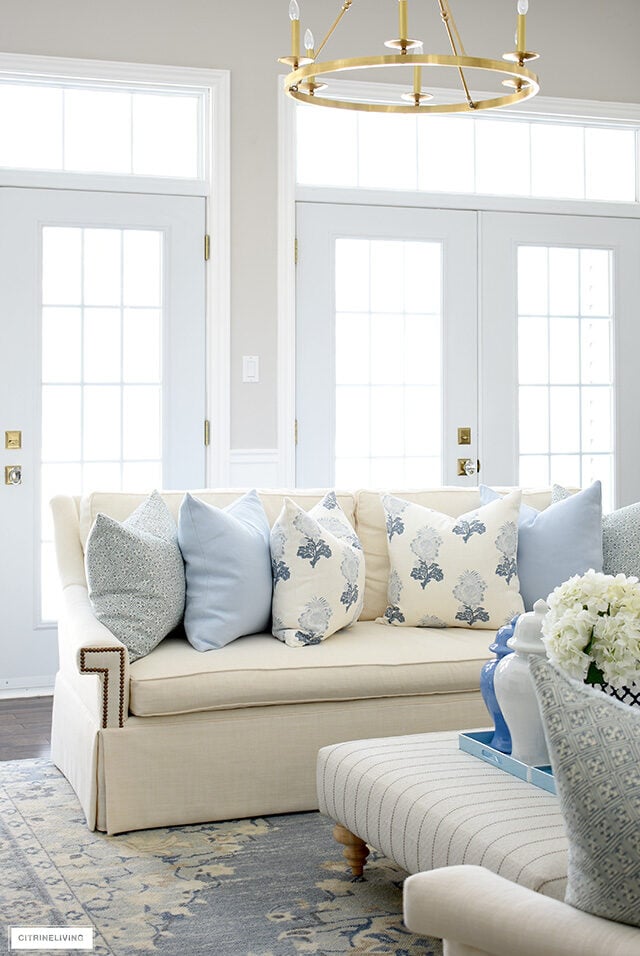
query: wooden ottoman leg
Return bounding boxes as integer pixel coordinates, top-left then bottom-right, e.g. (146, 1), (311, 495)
(333, 823), (370, 878)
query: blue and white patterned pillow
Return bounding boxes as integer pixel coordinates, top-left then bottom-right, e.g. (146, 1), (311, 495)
(530, 657), (640, 928)
(270, 491), (365, 647)
(380, 491), (524, 629)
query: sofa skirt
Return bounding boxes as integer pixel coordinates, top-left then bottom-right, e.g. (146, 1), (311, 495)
(82, 691), (489, 834)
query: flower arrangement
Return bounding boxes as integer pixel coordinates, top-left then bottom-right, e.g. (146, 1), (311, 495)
(541, 569), (640, 690)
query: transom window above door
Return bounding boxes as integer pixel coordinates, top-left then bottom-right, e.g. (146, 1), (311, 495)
(0, 79), (204, 179)
(296, 102), (638, 203)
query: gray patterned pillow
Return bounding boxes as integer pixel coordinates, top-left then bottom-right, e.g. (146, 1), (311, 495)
(530, 656), (640, 927)
(85, 491), (185, 662)
(553, 485), (640, 578)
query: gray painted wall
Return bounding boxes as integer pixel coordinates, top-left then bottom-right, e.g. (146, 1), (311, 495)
(2, 0), (639, 451)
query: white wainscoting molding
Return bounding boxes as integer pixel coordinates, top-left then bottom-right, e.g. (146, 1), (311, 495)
(1, 675), (55, 699)
(229, 449), (282, 488)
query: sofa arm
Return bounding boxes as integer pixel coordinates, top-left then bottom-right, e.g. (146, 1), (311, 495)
(403, 867), (640, 956)
(57, 584), (130, 729)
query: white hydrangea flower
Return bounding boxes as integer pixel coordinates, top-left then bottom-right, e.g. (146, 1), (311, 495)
(542, 569), (640, 688)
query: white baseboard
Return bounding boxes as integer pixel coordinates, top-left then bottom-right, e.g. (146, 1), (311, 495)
(0, 675), (55, 699)
(229, 449), (281, 487)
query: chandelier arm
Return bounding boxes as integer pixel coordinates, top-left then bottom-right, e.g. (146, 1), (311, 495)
(441, 0), (467, 56)
(313, 0), (353, 62)
(437, 0), (474, 108)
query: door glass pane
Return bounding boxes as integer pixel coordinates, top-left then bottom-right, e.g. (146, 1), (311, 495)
(40, 225), (165, 620)
(517, 245), (614, 507)
(334, 238), (442, 487)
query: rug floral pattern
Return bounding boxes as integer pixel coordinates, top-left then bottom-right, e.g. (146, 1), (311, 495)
(1, 760), (441, 956)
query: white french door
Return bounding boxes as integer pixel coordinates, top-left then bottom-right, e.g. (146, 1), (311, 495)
(296, 202), (478, 487)
(481, 213), (640, 510)
(0, 188), (206, 692)
(296, 203), (640, 510)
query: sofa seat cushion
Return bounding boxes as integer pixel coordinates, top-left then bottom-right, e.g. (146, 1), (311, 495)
(128, 620), (493, 717)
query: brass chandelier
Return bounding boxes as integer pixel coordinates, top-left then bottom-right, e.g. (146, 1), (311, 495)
(278, 0), (540, 114)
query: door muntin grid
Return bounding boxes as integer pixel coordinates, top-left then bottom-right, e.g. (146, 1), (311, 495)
(334, 237), (443, 488)
(40, 225), (164, 621)
(517, 244), (614, 508)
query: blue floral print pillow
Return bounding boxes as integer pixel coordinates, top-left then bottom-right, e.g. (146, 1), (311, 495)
(270, 491), (365, 647)
(380, 490), (524, 629)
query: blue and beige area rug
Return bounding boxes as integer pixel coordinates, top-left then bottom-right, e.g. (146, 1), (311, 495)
(2, 760), (442, 956)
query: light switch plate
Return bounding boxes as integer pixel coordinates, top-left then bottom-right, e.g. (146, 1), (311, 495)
(242, 355), (260, 383)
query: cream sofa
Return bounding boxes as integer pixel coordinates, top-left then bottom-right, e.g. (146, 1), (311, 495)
(51, 486), (552, 835)
(403, 866), (639, 956)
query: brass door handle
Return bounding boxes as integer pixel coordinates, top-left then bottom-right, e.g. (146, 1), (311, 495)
(5, 464), (22, 485)
(457, 458), (480, 477)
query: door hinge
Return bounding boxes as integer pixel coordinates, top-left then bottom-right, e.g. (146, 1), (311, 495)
(294, 237), (298, 266)
(204, 419), (211, 446)
(204, 234), (211, 261)
(294, 418), (299, 445)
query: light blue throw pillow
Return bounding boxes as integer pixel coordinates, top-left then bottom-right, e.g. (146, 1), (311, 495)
(479, 482), (603, 610)
(554, 484), (640, 580)
(178, 489), (272, 651)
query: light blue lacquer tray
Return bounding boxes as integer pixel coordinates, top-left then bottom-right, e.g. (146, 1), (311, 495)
(459, 730), (556, 795)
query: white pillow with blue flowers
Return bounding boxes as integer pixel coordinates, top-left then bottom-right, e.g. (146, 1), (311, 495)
(270, 491), (365, 647)
(380, 491), (524, 629)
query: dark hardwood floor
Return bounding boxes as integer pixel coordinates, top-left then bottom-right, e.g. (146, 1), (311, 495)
(0, 696), (53, 761)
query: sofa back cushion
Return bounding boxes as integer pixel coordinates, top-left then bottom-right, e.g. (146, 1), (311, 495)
(79, 489), (357, 550)
(356, 488), (554, 621)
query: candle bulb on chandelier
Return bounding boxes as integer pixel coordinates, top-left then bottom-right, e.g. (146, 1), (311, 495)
(289, 0), (301, 61)
(516, 0), (528, 52)
(304, 28), (315, 58)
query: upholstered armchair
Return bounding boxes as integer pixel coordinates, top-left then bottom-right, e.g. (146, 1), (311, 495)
(403, 866), (640, 956)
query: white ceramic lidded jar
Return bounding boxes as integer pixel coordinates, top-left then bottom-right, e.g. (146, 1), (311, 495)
(493, 598), (550, 767)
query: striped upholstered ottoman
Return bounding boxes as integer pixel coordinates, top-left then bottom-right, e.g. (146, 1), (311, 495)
(317, 731), (568, 900)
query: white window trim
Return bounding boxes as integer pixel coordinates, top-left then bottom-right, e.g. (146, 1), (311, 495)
(277, 78), (640, 485)
(0, 52), (231, 485)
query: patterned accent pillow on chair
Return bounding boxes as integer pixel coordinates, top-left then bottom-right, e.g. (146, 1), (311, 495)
(380, 490), (524, 629)
(270, 492), (365, 647)
(530, 656), (640, 928)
